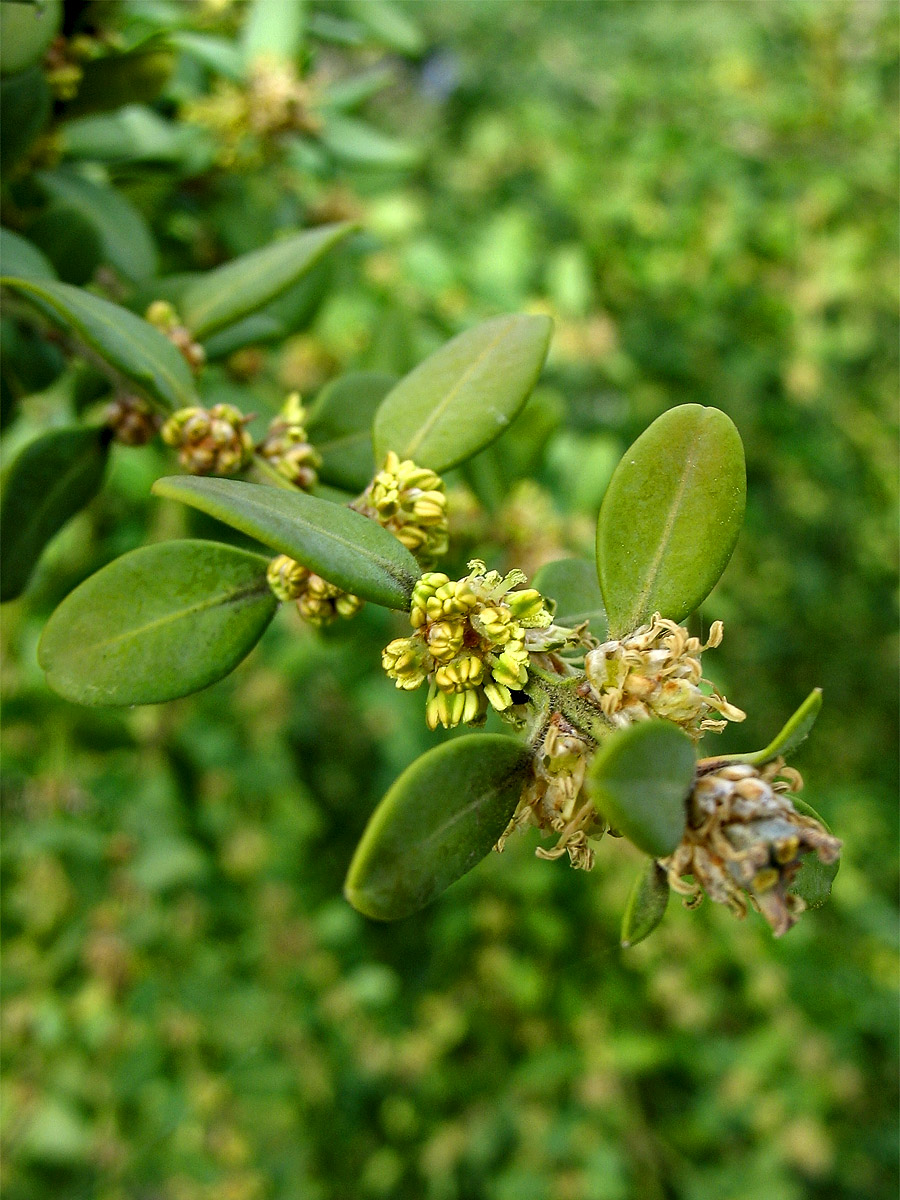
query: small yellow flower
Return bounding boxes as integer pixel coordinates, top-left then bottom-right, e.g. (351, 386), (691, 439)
(356, 453), (450, 564)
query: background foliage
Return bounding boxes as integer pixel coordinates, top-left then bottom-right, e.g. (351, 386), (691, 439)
(2, 2), (897, 1198)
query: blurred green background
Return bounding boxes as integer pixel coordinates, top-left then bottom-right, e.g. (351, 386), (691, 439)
(2, 2), (897, 1198)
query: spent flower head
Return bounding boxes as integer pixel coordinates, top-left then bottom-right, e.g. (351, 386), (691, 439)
(382, 560), (552, 729)
(659, 759), (841, 936)
(584, 614), (745, 740)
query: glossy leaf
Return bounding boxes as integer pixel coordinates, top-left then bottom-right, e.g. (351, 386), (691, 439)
(373, 314), (553, 473)
(242, 0), (305, 65)
(202, 260), (332, 358)
(588, 721), (696, 858)
(621, 860), (670, 948)
(0, 229), (55, 281)
(60, 106), (201, 166)
(532, 558), (607, 638)
(597, 404), (746, 637)
(790, 799), (840, 909)
(38, 540), (277, 706)
(345, 735), (530, 920)
(152, 476), (419, 610)
(35, 168), (158, 281)
(1, 426), (109, 602)
(307, 371), (396, 492)
(180, 223), (353, 339)
(0, 277), (197, 412)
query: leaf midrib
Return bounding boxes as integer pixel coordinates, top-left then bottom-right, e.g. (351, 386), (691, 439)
(73, 578), (269, 655)
(403, 318), (517, 459)
(624, 427), (703, 632)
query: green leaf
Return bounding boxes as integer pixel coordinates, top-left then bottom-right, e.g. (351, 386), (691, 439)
(307, 371), (396, 492)
(0, 66), (51, 174)
(462, 387), (564, 510)
(320, 115), (421, 169)
(241, 0), (305, 65)
(743, 690), (823, 766)
(596, 405), (746, 638)
(35, 168), (158, 281)
(38, 540), (277, 706)
(621, 860), (670, 948)
(62, 46), (174, 119)
(790, 799), (840, 909)
(59, 106), (202, 166)
(0, 277), (197, 412)
(345, 735), (531, 920)
(201, 259), (332, 358)
(180, 223), (353, 340)
(0, 228), (56, 281)
(373, 314), (553, 473)
(588, 721), (696, 858)
(0, 0), (60, 75)
(1, 425), (109, 602)
(26, 205), (103, 286)
(532, 558), (607, 638)
(346, 0), (424, 56)
(151, 476), (419, 610)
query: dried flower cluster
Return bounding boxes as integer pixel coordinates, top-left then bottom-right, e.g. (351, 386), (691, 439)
(660, 759), (841, 936)
(266, 554), (362, 626)
(584, 614), (745, 740)
(497, 714), (602, 870)
(382, 561), (552, 729)
(355, 452), (449, 563)
(104, 394), (160, 447)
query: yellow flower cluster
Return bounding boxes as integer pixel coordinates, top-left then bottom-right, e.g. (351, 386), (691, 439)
(357, 452), (449, 562)
(382, 561), (552, 730)
(266, 555), (362, 626)
(584, 614), (745, 740)
(160, 404), (254, 476)
(256, 393), (321, 490)
(660, 760), (841, 936)
(183, 57), (321, 168)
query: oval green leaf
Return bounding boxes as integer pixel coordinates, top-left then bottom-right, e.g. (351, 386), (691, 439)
(152, 476), (419, 610)
(180, 223), (353, 340)
(621, 859), (670, 948)
(588, 721), (696, 858)
(35, 168), (158, 282)
(597, 405), (746, 638)
(242, 0), (306, 65)
(0, 228), (56, 281)
(789, 798), (840, 910)
(1, 425), (109, 602)
(345, 734), (531, 920)
(0, 66), (51, 174)
(372, 314), (553, 473)
(0, 277), (196, 412)
(38, 540), (277, 706)
(307, 371), (396, 492)
(532, 558), (607, 638)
